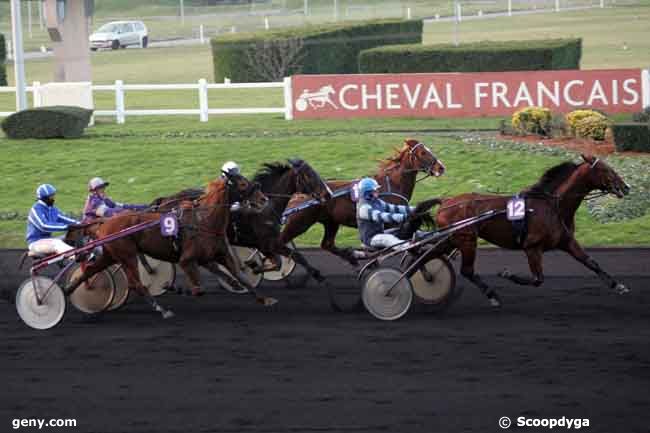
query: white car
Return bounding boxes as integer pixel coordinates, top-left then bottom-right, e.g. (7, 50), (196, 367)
(89, 21), (148, 51)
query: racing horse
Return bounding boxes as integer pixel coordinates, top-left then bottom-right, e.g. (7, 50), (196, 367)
(152, 159), (332, 282)
(66, 173), (273, 319)
(279, 139), (446, 265)
(435, 154), (631, 307)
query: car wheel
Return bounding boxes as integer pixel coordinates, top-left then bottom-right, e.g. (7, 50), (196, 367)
(142, 36), (148, 48)
(90, 47), (97, 52)
(111, 40), (119, 50)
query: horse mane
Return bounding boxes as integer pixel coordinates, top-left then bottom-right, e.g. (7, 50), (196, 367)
(253, 160), (303, 192)
(525, 161), (581, 195)
(203, 178), (226, 200)
(377, 144), (409, 172)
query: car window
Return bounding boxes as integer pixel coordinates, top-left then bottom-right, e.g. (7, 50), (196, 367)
(135, 22), (144, 31)
(123, 24), (134, 33)
(97, 23), (117, 33)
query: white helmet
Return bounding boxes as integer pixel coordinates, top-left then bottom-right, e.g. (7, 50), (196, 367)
(88, 177), (109, 191)
(221, 161), (241, 176)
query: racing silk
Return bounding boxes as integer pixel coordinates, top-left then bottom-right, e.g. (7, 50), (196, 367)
(26, 200), (79, 245)
(356, 197), (414, 246)
(82, 193), (147, 222)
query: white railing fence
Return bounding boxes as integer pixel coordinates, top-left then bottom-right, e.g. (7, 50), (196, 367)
(0, 77), (294, 122)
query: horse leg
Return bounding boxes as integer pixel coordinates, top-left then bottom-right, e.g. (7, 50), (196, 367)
(277, 243), (325, 283)
(120, 253), (174, 319)
(221, 244), (278, 307)
(457, 235), (502, 307)
(321, 222), (358, 266)
(498, 247), (545, 287)
(178, 258), (205, 297)
(65, 254), (114, 295)
(561, 237), (629, 294)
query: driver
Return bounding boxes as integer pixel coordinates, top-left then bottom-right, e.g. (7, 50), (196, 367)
(26, 184), (80, 256)
(356, 177), (415, 249)
(82, 177), (148, 222)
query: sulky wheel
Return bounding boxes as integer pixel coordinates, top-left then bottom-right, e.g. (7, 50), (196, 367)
(107, 265), (130, 310)
(409, 256), (457, 312)
(16, 276), (66, 330)
(263, 244), (297, 282)
(138, 255), (175, 297)
(362, 267), (413, 321)
(67, 265), (116, 315)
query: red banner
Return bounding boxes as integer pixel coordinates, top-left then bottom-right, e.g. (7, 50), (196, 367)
(291, 69), (644, 119)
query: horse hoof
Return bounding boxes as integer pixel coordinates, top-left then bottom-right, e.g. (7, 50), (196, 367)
(489, 297), (502, 308)
(162, 310), (175, 319)
(259, 297), (278, 307)
(498, 268), (511, 279)
(614, 283), (630, 295)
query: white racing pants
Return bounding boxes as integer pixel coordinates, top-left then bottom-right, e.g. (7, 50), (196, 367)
(28, 238), (74, 257)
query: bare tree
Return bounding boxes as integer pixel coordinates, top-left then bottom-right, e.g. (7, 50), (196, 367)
(244, 37), (305, 82)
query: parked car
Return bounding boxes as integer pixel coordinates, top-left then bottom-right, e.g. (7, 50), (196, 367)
(89, 21), (148, 51)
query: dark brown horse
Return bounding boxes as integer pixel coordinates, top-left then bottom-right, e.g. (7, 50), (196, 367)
(435, 154), (631, 307)
(279, 138), (446, 265)
(66, 173), (272, 318)
(152, 159), (332, 281)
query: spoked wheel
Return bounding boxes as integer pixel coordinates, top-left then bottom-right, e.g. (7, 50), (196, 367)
(107, 265), (130, 310)
(67, 264), (116, 315)
(16, 276), (66, 330)
(262, 244), (297, 282)
(409, 256), (456, 312)
(362, 267), (413, 321)
(138, 255), (175, 297)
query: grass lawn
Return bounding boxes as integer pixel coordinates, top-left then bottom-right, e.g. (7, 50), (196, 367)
(1, 115), (648, 248)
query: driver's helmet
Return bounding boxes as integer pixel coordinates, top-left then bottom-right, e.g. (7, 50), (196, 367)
(221, 161), (241, 177)
(88, 177), (109, 192)
(36, 184), (57, 200)
(358, 178), (380, 200)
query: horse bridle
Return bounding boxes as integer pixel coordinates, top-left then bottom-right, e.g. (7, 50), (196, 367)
(407, 142), (444, 182)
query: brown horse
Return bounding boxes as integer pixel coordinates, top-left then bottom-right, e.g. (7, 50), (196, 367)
(66, 173), (273, 318)
(279, 138), (446, 265)
(435, 154), (631, 307)
(152, 159), (332, 281)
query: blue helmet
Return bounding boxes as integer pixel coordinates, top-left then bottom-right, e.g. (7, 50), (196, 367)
(358, 178), (380, 199)
(36, 184), (57, 200)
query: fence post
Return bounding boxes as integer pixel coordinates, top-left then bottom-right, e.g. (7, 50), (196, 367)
(555, 0), (560, 12)
(6, 38), (12, 61)
(283, 76), (293, 120)
(264, 16), (270, 30)
(600, 0), (604, 8)
(642, 69), (650, 110)
(115, 80), (125, 124)
(199, 78), (209, 122)
(508, 0), (512, 16)
(32, 81), (41, 107)
(457, 2), (462, 22)
(200, 24), (204, 44)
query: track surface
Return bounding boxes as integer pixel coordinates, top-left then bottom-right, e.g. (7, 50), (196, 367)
(1, 249), (650, 433)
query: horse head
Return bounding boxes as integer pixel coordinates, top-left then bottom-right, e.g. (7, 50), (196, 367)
(223, 173), (269, 212)
(580, 154), (630, 198)
(289, 158), (333, 202)
(403, 138), (446, 177)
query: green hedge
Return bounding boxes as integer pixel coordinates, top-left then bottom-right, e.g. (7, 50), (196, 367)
(0, 33), (7, 86)
(358, 38), (581, 74)
(211, 19), (422, 82)
(612, 123), (650, 153)
(1, 106), (93, 139)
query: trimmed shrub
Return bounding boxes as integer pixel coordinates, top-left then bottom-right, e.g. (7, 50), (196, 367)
(612, 123), (650, 152)
(211, 19), (422, 82)
(566, 109), (610, 140)
(0, 33), (7, 86)
(358, 38), (581, 73)
(632, 107), (650, 123)
(1, 106), (93, 139)
(511, 107), (552, 136)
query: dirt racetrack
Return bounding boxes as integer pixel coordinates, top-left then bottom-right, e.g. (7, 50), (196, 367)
(1, 248), (649, 433)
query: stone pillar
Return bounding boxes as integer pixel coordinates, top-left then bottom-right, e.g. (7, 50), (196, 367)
(45, 0), (92, 82)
